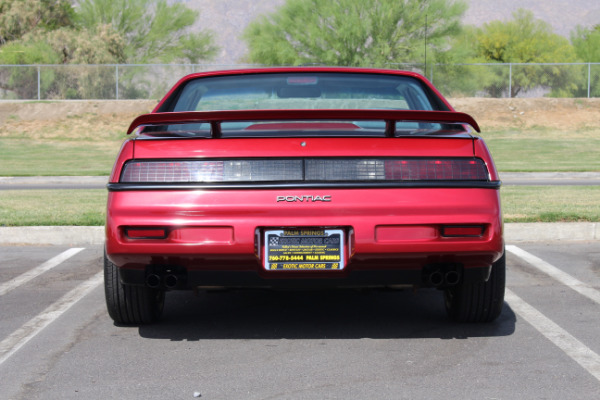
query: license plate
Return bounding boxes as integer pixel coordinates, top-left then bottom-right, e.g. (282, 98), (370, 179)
(264, 229), (345, 271)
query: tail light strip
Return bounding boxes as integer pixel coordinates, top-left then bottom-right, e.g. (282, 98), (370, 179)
(120, 158), (489, 183)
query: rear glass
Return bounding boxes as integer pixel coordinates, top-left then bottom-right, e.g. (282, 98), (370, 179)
(144, 72), (462, 138)
(170, 73), (440, 112)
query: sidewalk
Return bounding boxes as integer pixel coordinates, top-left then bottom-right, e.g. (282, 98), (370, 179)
(1, 223), (598, 245)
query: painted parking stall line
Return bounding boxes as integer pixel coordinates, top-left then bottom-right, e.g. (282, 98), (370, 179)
(0, 248), (85, 297)
(505, 289), (600, 382)
(0, 271), (103, 366)
(507, 245), (600, 305)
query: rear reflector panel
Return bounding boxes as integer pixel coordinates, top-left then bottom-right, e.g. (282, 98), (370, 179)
(125, 228), (168, 239)
(441, 225), (486, 237)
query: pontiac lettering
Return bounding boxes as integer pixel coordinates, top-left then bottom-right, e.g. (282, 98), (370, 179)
(276, 195), (332, 203)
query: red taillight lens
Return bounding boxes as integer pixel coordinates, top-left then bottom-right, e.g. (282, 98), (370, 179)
(384, 159), (488, 181)
(441, 225), (486, 237)
(125, 228), (168, 239)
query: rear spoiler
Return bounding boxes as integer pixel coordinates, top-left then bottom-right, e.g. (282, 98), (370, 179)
(127, 109), (480, 135)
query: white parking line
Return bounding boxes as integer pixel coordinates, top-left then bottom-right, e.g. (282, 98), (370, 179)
(0, 271), (103, 366)
(0, 248), (85, 297)
(506, 245), (600, 305)
(505, 289), (600, 382)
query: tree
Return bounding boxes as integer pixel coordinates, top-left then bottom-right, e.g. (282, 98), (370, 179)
(0, 24), (126, 98)
(0, 0), (74, 44)
(471, 9), (577, 97)
(0, 0), (127, 99)
(571, 25), (600, 63)
(243, 0), (467, 67)
(570, 24), (600, 97)
(419, 25), (496, 97)
(75, 0), (217, 63)
(475, 9), (575, 64)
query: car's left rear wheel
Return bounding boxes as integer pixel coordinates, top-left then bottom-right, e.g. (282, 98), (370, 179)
(444, 250), (506, 323)
(104, 251), (165, 325)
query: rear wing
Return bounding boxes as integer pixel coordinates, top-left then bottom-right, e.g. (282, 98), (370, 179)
(127, 109), (480, 136)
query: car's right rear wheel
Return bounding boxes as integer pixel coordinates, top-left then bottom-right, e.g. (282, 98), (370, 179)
(104, 251), (165, 325)
(444, 250), (506, 323)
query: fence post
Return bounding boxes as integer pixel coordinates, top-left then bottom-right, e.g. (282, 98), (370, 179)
(508, 63), (512, 98)
(429, 63), (434, 84)
(37, 66), (41, 101)
(115, 64), (119, 100)
(588, 63), (591, 99)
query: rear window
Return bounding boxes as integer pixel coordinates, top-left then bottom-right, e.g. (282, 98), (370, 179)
(144, 72), (463, 138)
(168, 73), (442, 112)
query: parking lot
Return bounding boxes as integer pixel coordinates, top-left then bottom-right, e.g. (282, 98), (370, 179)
(1, 242), (599, 399)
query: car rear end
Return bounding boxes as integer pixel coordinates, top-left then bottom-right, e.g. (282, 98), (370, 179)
(104, 68), (504, 324)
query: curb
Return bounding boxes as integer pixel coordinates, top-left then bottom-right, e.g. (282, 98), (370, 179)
(0, 226), (105, 246)
(1, 223), (598, 246)
(504, 222), (599, 242)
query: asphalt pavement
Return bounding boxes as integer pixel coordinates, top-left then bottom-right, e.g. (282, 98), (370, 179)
(1, 242), (599, 398)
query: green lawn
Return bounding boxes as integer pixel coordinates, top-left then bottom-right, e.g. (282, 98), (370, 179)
(0, 190), (106, 226)
(2, 128), (599, 176)
(0, 138), (121, 176)
(1, 186), (599, 226)
(484, 129), (600, 172)
(1, 125), (599, 225)
(501, 186), (600, 222)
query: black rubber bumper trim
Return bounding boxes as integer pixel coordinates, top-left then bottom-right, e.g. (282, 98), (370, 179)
(108, 181), (501, 191)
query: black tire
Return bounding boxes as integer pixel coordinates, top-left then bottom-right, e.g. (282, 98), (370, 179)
(444, 250), (506, 323)
(104, 252), (165, 324)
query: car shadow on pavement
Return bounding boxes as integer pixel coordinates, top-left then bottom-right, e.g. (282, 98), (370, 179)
(137, 288), (516, 340)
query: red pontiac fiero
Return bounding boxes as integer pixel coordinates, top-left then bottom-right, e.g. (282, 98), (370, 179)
(104, 67), (504, 324)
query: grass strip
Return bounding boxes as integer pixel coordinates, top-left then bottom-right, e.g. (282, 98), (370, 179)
(0, 189), (106, 226)
(501, 186), (600, 222)
(0, 139), (120, 176)
(1, 186), (599, 226)
(1, 128), (600, 176)
(485, 134), (600, 172)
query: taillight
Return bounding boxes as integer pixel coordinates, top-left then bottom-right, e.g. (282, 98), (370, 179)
(120, 158), (489, 183)
(384, 159), (488, 181)
(441, 225), (486, 237)
(121, 160), (303, 183)
(125, 228), (168, 239)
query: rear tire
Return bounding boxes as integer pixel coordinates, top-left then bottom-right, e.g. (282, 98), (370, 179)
(444, 250), (506, 323)
(104, 251), (164, 324)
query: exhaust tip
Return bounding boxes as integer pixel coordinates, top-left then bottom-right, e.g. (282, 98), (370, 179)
(429, 271), (444, 287)
(146, 274), (161, 289)
(445, 270), (460, 286)
(164, 274), (178, 289)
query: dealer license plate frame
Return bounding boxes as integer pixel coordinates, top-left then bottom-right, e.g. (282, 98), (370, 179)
(264, 228), (345, 271)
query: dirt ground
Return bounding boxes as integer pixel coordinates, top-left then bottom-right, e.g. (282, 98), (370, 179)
(0, 98), (599, 133)
(451, 98), (600, 131)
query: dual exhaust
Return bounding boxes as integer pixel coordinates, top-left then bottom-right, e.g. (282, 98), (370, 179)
(145, 271), (182, 289)
(426, 268), (461, 288)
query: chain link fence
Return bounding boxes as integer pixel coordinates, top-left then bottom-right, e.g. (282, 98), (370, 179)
(1, 63), (599, 100)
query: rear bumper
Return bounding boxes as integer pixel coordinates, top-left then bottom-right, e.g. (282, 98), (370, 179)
(105, 187), (503, 289)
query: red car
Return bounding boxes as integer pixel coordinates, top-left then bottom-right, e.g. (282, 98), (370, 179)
(104, 67), (504, 324)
